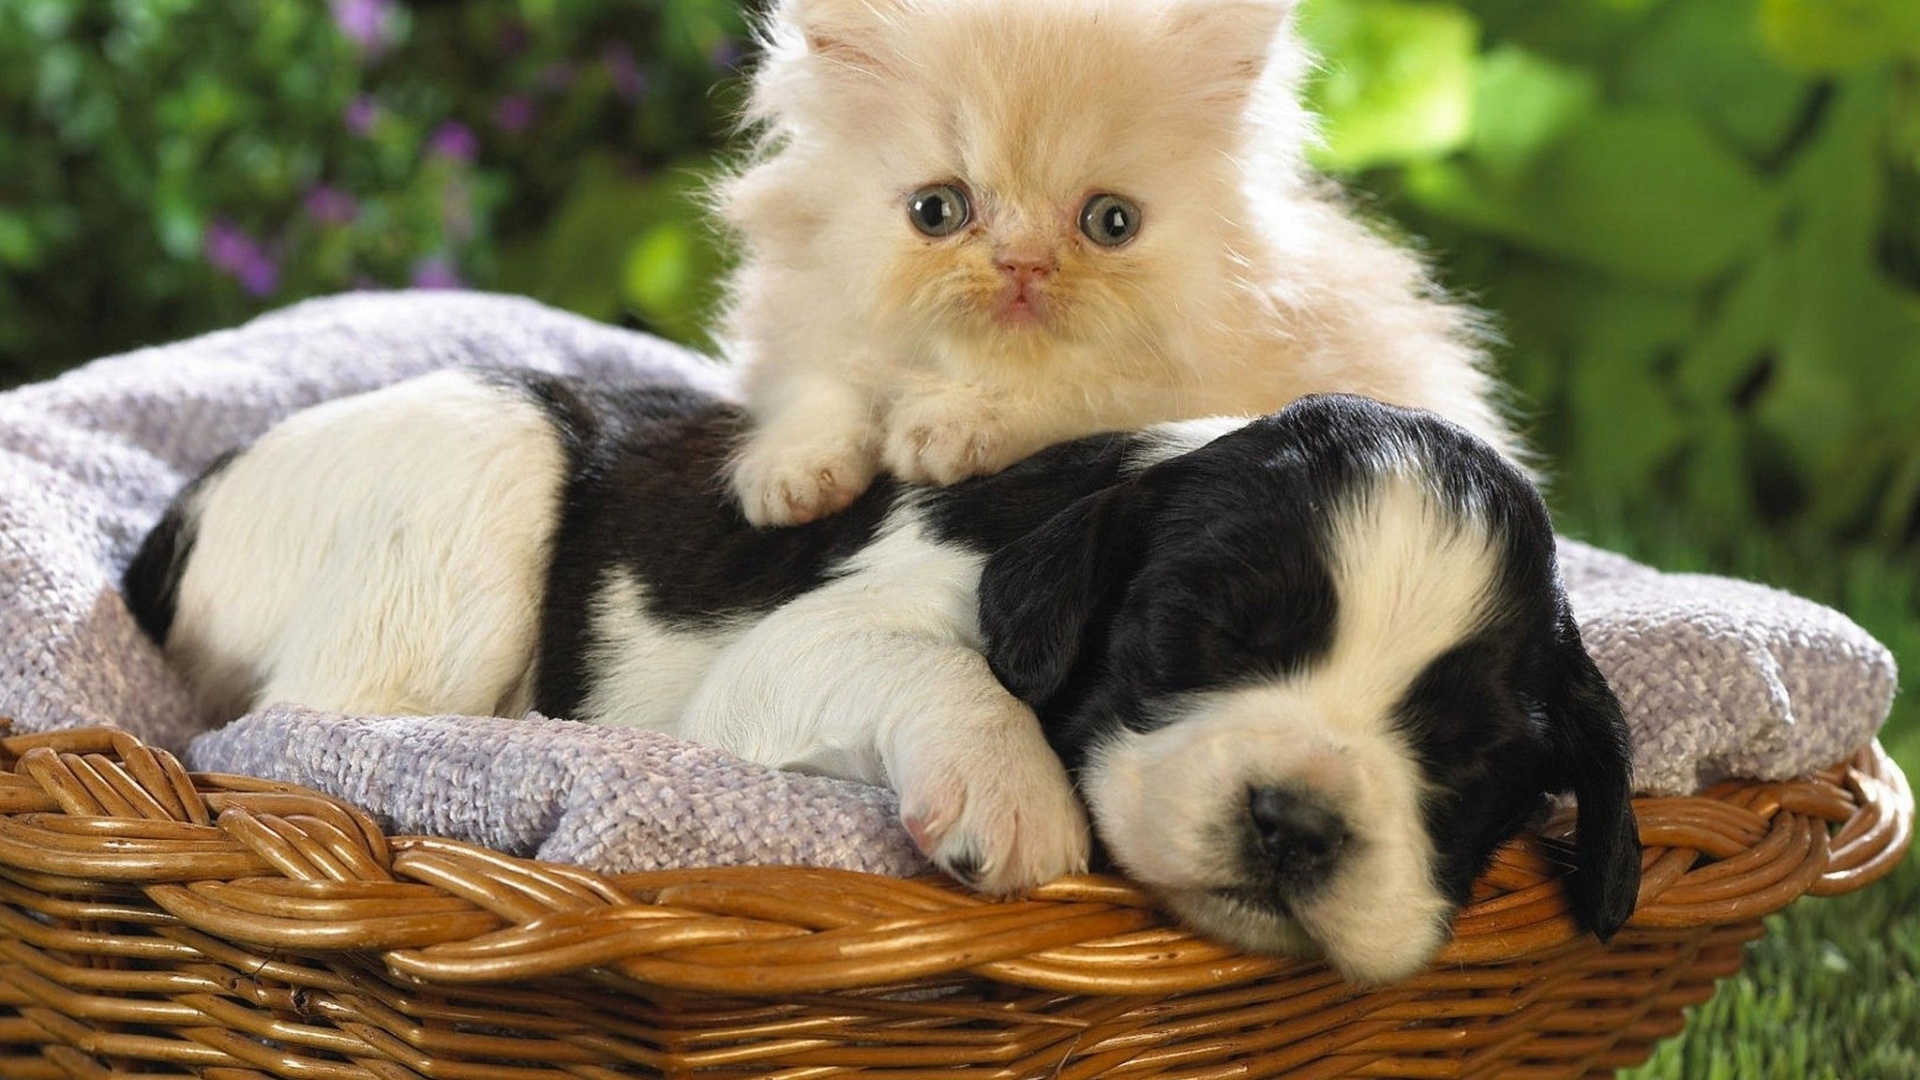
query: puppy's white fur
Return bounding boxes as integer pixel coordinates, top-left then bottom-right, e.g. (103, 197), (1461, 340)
(1081, 470), (1500, 983)
(582, 568), (739, 733)
(655, 510), (1090, 891)
(721, 0), (1514, 525)
(170, 372), (565, 721)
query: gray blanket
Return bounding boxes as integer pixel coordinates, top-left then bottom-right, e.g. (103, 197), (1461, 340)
(0, 292), (1897, 876)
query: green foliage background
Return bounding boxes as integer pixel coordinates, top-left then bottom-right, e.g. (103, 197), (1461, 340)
(1, 0), (1917, 1072)
(1310, 0), (1920, 559)
(4, 0), (1915, 564)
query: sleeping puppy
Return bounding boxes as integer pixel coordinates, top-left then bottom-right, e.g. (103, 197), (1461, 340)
(123, 370), (1640, 983)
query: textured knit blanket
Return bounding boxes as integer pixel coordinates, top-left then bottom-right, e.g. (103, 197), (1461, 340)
(0, 292), (1898, 878)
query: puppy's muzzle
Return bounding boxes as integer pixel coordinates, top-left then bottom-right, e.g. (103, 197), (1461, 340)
(1249, 786), (1349, 887)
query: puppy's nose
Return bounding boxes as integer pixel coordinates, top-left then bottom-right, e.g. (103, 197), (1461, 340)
(1249, 786), (1348, 877)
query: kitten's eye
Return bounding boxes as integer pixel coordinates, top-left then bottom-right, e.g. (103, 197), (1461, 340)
(908, 184), (971, 237)
(1080, 194), (1141, 247)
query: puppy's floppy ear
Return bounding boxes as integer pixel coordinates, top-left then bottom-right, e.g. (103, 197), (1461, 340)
(1541, 605), (1642, 940)
(979, 481), (1151, 710)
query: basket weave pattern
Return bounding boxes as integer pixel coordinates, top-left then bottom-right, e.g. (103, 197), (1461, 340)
(0, 725), (1907, 1079)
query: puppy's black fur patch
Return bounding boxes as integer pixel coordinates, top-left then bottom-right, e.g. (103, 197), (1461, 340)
(122, 448), (238, 646)
(520, 377), (900, 719)
(517, 370), (1151, 722)
(971, 395), (1641, 941)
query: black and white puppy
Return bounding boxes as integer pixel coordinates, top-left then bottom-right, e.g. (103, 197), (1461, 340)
(124, 370), (1641, 983)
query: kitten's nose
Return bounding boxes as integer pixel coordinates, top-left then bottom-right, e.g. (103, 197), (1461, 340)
(995, 252), (1056, 285)
(1248, 786), (1348, 880)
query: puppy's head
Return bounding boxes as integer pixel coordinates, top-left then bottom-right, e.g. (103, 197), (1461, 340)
(979, 394), (1640, 983)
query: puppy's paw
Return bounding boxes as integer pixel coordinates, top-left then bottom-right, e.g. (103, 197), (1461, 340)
(731, 433), (877, 527)
(893, 702), (1091, 895)
(882, 391), (1019, 486)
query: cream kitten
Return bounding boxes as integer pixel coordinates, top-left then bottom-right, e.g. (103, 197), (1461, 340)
(720, 0), (1518, 526)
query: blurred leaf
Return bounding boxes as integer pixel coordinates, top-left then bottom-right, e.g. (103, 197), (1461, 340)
(1784, 81), (1920, 394)
(1759, 0), (1920, 72)
(659, 0), (749, 69)
(1678, 412), (1753, 523)
(1680, 249), (1787, 405)
(1563, 284), (1693, 492)
(1468, 45), (1597, 184)
(1877, 450), (1920, 542)
(621, 213), (726, 344)
(500, 154), (724, 341)
(159, 72), (243, 138)
(1756, 75), (1920, 529)
(1409, 109), (1779, 286)
(1470, 252), (1590, 406)
(1619, 0), (1810, 157)
(1456, 0), (1649, 67)
(625, 223), (691, 315)
(1753, 352), (1861, 504)
(0, 211), (39, 269)
(151, 189), (202, 261)
(1565, 351), (1685, 493)
(1302, 0), (1480, 171)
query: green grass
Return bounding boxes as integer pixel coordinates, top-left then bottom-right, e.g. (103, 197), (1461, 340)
(1558, 501), (1920, 1078)
(1623, 856), (1920, 1079)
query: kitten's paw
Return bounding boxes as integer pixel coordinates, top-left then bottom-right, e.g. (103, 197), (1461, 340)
(732, 436), (876, 527)
(882, 393), (1020, 485)
(893, 702), (1091, 895)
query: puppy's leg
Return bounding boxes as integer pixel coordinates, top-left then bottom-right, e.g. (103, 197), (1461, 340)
(685, 619), (1089, 895)
(731, 374), (879, 527)
(877, 647), (1091, 894)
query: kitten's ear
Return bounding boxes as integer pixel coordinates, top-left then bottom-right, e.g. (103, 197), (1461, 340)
(787, 0), (904, 75)
(1165, 0), (1296, 101)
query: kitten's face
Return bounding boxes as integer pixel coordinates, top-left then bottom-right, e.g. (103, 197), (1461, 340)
(740, 0), (1304, 368)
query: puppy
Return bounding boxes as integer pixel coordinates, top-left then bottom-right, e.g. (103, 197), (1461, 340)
(124, 371), (1639, 983)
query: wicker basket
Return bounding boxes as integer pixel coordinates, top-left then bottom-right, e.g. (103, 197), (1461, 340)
(0, 724), (1906, 1079)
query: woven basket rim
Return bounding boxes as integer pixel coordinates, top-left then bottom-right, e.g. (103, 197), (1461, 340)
(0, 723), (1908, 998)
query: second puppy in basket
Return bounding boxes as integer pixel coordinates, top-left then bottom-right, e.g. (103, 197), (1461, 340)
(124, 371), (1639, 983)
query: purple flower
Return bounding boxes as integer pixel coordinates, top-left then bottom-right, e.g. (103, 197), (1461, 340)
(236, 257), (280, 297)
(410, 256), (463, 290)
(493, 96), (536, 135)
(603, 42), (647, 102)
(427, 120), (478, 163)
(330, 0), (400, 54)
(709, 38), (743, 72)
(303, 184), (360, 226)
(539, 62), (577, 90)
(344, 95), (381, 137)
(203, 220), (280, 298)
(203, 221), (254, 274)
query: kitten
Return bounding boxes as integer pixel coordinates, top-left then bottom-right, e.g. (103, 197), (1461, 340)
(720, 0), (1518, 526)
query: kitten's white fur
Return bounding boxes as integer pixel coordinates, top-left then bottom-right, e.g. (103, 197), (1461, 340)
(720, 0), (1515, 525)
